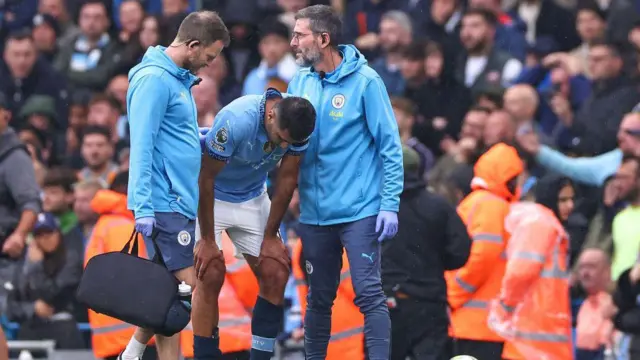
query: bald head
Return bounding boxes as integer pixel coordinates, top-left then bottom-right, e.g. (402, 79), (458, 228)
(504, 84), (539, 122)
(577, 248), (611, 294)
(618, 112), (640, 156)
(483, 110), (515, 147)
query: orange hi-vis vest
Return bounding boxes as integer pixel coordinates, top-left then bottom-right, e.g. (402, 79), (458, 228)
(488, 202), (572, 360)
(181, 232), (257, 356)
(446, 143), (524, 343)
(85, 190), (156, 358)
(292, 238), (365, 360)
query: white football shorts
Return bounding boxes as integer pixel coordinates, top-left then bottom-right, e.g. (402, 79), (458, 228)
(195, 192), (271, 258)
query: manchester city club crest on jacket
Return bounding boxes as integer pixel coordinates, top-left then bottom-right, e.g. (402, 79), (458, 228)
(331, 94), (345, 109)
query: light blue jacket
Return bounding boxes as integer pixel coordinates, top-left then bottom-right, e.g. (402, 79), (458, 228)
(287, 45), (404, 225)
(127, 46), (201, 220)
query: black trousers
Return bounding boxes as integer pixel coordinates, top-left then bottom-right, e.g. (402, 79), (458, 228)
(453, 339), (504, 360)
(389, 298), (451, 360)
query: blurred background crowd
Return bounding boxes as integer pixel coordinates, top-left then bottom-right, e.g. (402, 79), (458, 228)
(3, 0), (640, 359)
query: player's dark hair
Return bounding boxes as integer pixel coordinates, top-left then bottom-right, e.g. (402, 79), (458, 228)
(43, 167), (77, 193)
(82, 125), (112, 143)
(175, 10), (230, 47)
(276, 97), (316, 144)
(294, 5), (343, 46)
(464, 7), (498, 27)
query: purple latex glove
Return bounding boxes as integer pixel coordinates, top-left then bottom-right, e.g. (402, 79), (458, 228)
(135, 216), (155, 237)
(199, 127), (209, 153)
(375, 211), (398, 242)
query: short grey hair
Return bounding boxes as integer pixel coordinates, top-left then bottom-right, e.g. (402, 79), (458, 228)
(381, 10), (412, 35)
(294, 5), (343, 46)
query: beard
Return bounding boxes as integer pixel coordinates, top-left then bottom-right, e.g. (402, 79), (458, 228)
(465, 38), (489, 55)
(183, 58), (202, 74)
(183, 52), (205, 74)
(382, 41), (402, 54)
(295, 45), (323, 67)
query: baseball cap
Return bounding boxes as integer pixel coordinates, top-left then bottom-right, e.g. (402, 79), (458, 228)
(32, 13), (60, 36)
(33, 212), (60, 234)
(403, 145), (420, 174)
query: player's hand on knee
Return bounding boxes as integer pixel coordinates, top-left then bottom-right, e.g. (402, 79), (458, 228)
(194, 239), (224, 281)
(258, 235), (291, 270)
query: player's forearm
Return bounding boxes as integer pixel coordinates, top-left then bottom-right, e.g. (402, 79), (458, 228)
(265, 171), (298, 238)
(198, 176), (216, 242)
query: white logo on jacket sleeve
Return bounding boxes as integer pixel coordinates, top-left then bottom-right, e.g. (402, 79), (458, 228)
(177, 231), (192, 246)
(331, 94), (345, 109)
(305, 260), (313, 274)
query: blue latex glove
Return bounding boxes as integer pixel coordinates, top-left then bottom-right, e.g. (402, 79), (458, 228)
(135, 216), (156, 237)
(199, 127), (209, 153)
(375, 211), (398, 242)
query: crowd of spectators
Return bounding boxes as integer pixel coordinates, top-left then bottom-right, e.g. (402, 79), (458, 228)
(5, 0), (640, 358)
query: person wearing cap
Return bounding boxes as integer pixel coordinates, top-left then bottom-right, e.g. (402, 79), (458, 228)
(31, 13), (60, 62)
(382, 146), (471, 360)
(242, 19), (298, 96)
(5, 212), (84, 349)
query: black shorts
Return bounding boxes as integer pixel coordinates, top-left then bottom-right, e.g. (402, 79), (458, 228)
(143, 212), (196, 272)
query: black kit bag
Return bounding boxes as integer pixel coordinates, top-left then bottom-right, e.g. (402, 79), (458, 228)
(76, 230), (190, 336)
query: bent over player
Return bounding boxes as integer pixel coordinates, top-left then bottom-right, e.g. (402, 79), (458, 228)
(124, 11), (229, 360)
(195, 88), (316, 360)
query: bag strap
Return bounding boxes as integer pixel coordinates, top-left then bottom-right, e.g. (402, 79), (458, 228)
(121, 229), (167, 268)
(0, 144), (28, 165)
(121, 230), (140, 256)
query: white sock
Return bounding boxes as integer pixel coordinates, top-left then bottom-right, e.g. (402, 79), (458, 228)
(121, 338), (146, 359)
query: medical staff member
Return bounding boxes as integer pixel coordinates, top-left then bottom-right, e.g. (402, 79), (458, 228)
(124, 11), (229, 360)
(287, 5), (404, 360)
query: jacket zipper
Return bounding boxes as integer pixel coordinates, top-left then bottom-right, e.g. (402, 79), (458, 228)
(315, 79), (324, 225)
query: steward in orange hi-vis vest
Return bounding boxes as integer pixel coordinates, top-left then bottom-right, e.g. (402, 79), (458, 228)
(291, 238), (365, 360)
(446, 143), (524, 359)
(489, 202), (572, 360)
(181, 231), (257, 357)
